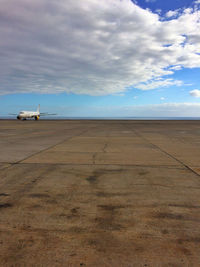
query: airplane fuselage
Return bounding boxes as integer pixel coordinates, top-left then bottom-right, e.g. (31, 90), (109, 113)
(17, 111), (40, 120)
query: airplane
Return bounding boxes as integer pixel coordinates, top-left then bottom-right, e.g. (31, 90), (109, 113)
(10, 105), (56, 120)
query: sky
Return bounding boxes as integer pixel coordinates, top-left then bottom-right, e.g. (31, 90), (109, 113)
(0, 0), (200, 117)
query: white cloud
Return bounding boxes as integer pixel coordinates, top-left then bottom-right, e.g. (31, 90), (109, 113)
(160, 97), (165, 100)
(124, 103), (200, 117)
(135, 79), (183, 90)
(0, 0), (200, 95)
(190, 89), (200, 97)
(170, 65), (182, 70)
(145, 0), (156, 3)
(166, 9), (180, 18)
(195, 0), (200, 4)
(86, 103), (200, 117)
(155, 9), (162, 15)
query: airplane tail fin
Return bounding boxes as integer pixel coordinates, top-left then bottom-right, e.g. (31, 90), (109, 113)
(37, 104), (40, 113)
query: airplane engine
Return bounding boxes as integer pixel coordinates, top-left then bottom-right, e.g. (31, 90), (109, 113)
(35, 115), (40, 120)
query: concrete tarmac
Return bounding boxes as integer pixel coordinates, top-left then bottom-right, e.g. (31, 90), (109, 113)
(0, 120), (200, 266)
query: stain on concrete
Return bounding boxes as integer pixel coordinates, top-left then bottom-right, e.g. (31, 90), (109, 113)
(28, 204), (42, 209)
(139, 170), (149, 176)
(45, 199), (58, 205)
(80, 263), (86, 266)
(68, 226), (86, 234)
(29, 193), (50, 198)
(0, 193), (9, 197)
(86, 175), (98, 183)
(0, 203), (12, 209)
(154, 212), (200, 222)
(178, 247), (192, 256)
(97, 204), (128, 211)
(177, 237), (200, 244)
(71, 207), (80, 214)
(161, 229), (169, 235)
(94, 216), (123, 231)
(168, 204), (200, 209)
(86, 168), (124, 185)
(86, 231), (119, 253)
(94, 204), (126, 231)
(86, 169), (103, 184)
(96, 191), (131, 197)
(154, 212), (184, 220)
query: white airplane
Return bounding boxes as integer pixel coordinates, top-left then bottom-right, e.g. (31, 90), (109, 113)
(10, 105), (56, 120)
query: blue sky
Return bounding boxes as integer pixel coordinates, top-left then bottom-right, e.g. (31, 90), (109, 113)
(137, 0), (196, 13)
(0, 0), (200, 117)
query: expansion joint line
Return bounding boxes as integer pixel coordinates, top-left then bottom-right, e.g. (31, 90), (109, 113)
(14, 125), (99, 165)
(125, 125), (200, 178)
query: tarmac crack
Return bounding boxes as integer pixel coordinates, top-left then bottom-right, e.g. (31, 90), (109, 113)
(92, 153), (97, 164)
(102, 143), (108, 153)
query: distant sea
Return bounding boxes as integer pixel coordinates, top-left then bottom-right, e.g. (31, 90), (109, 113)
(1, 116), (200, 120)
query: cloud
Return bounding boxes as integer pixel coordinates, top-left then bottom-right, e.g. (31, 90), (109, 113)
(155, 9), (162, 15)
(0, 0), (200, 96)
(160, 97), (165, 100)
(80, 103), (200, 117)
(195, 0), (200, 4)
(145, 0), (156, 3)
(132, 103), (200, 116)
(165, 9), (180, 18)
(170, 65), (182, 70)
(190, 89), (200, 97)
(135, 79), (183, 90)
(114, 103), (200, 117)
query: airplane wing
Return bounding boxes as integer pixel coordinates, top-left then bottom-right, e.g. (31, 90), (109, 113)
(40, 113), (57, 116)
